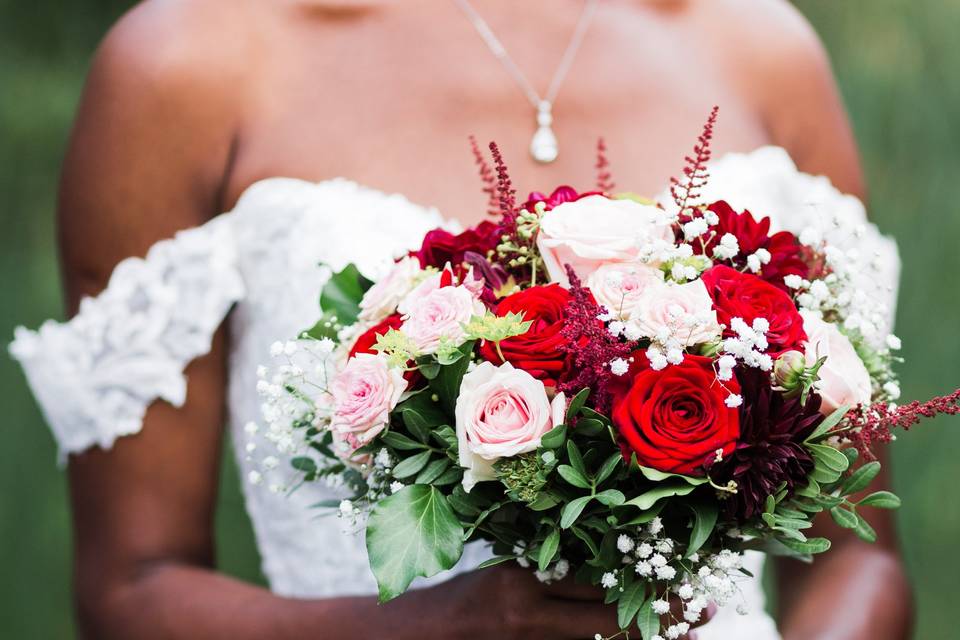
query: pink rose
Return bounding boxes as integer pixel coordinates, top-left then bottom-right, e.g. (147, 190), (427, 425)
(359, 256), (423, 323)
(586, 262), (664, 321)
(536, 195), (674, 286)
(455, 361), (565, 491)
(629, 279), (720, 346)
(801, 311), (872, 414)
(400, 284), (485, 354)
(330, 353), (407, 447)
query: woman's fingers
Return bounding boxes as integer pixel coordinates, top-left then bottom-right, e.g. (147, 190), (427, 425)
(540, 599), (620, 638)
(542, 577), (606, 601)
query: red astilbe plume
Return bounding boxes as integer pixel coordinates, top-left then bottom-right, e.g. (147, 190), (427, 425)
(469, 135), (499, 216)
(556, 265), (633, 414)
(489, 141), (518, 226)
(670, 106), (719, 218)
(595, 137), (615, 193)
(846, 389), (960, 460)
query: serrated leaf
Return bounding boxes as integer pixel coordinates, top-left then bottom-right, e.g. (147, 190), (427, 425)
(841, 461), (882, 495)
(392, 450), (433, 479)
(560, 495), (593, 529)
(829, 506), (858, 529)
(366, 485), (464, 602)
(809, 444), (850, 472)
(623, 481), (697, 511)
(686, 501), (718, 557)
(557, 464), (592, 489)
(617, 579), (646, 630)
(538, 529), (561, 572)
(858, 490), (901, 509)
(540, 424), (567, 449)
(805, 404), (850, 442)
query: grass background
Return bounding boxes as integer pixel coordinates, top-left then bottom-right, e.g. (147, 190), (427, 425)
(1, 1), (957, 637)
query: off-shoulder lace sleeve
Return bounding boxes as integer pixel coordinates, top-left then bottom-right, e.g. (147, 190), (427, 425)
(9, 214), (245, 459)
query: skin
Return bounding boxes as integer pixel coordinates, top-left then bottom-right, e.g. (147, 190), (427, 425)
(56, 0), (911, 638)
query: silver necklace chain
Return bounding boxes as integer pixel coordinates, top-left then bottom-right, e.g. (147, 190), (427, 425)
(454, 0), (600, 163)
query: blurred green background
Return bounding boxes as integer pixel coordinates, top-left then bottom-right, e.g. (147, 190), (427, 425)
(1, 1), (957, 637)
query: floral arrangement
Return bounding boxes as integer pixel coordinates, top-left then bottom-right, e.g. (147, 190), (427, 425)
(252, 110), (959, 639)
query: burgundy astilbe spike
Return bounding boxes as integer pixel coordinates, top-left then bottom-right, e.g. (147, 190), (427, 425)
(846, 388), (960, 459)
(670, 106), (719, 219)
(557, 265), (633, 413)
(469, 136), (499, 216)
(489, 141), (518, 224)
(595, 137), (615, 193)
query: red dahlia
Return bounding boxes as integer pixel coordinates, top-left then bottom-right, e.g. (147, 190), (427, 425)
(410, 221), (500, 270)
(693, 201), (808, 290)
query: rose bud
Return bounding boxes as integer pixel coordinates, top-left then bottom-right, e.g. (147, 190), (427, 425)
(774, 350), (807, 390)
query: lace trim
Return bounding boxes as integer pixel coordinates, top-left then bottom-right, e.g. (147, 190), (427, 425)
(10, 215), (245, 459)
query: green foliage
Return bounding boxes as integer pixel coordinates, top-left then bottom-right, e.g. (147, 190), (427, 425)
(365, 485), (464, 602)
(319, 263), (372, 327)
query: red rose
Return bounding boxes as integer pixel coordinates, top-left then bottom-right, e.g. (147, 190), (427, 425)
(692, 201), (808, 290)
(478, 284), (574, 387)
(349, 314), (404, 358)
(612, 353), (740, 475)
(701, 264), (807, 355)
(410, 221), (500, 270)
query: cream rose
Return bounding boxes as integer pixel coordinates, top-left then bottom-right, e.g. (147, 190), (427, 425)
(330, 353), (407, 448)
(400, 284), (485, 354)
(358, 256), (423, 323)
(801, 311), (873, 414)
(586, 262), (664, 320)
(629, 279), (720, 346)
(455, 361), (565, 491)
(536, 195), (674, 286)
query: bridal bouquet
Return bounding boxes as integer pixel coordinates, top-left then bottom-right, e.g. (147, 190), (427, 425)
(253, 110), (958, 639)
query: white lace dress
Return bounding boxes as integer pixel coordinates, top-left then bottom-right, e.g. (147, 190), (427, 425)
(10, 147), (899, 639)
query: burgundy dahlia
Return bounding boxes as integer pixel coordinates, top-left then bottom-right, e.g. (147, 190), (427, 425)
(409, 221), (500, 271)
(712, 369), (824, 519)
(522, 185), (600, 213)
(694, 200), (809, 290)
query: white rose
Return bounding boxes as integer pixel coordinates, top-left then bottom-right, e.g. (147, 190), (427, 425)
(400, 284), (485, 354)
(629, 279), (720, 346)
(801, 311), (872, 414)
(536, 195), (674, 286)
(358, 256), (423, 322)
(586, 262), (664, 320)
(455, 361), (565, 491)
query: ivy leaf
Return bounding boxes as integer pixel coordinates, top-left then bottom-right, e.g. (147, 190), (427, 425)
(623, 481), (698, 511)
(616, 579), (646, 630)
(320, 263), (371, 326)
(841, 461), (882, 495)
(686, 501), (719, 558)
(538, 529), (561, 572)
(366, 485), (464, 602)
(858, 490), (901, 510)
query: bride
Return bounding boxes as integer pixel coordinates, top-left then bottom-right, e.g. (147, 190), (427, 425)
(12, 1), (911, 638)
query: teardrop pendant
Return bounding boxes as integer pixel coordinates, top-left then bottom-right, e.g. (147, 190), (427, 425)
(530, 101), (558, 164)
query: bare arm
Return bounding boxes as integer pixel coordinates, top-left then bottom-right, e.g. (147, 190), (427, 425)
(60, 3), (625, 639)
(748, 3), (912, 637)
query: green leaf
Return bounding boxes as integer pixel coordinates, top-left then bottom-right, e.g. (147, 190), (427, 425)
(574, 418), (606, 436)
(795, 479), (820, 498)
(858, 490), (901, 510)
(854, 514), (878, 542)
(781, 537), (831, 555)
(415, 458), (451, 485)
(538, 529), (561, 572)
(392, 450), (433, 479)
(300, 310), (341, 342)
(477, 555), (516, 569)
(432, 467), (463, 486)
(560, 495), (593, 529)
(428, 342), (474, 415)
(402, 409), (433, 444)
(810, 463), (842, 484)
(805, 405), (850, 442)
(566, 388), (590, 422)
(829, 506), (858, 529)
(809, 444), (850, 473)
(636, 595), (659, 640)
(527, 492), (562, 511)
(291, 456), (317, 474)
(366, 485), (464, 602)
(567, 440), (587, 477)
(431, 426), (459, 451)
(638, 465), (708, 485)
(571, 526), (600, 557)
(557, 465), (592, 489)
(841, 461), (882, 495)
(320, 264), (371, 326)
(595, 489), (626, 507)
(540, 424), (567, 449)
(686, 501), (719, 558)
(596, 453), (623, 485)
(623, 481), (697, 511)
(381, 431), (428, 451)
(617, 579), (646, 630)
